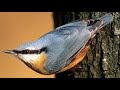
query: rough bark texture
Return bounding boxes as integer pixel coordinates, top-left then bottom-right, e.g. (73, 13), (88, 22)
(53, 12), (120, 78)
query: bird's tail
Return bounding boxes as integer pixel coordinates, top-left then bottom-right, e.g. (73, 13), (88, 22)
(88, 13), (113, 34)
(99, 13), (113, 28)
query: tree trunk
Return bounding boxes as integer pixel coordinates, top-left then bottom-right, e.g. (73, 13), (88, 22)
(53, 12), (120, 78)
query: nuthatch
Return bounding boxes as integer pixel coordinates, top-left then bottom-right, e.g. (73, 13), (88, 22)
(4, 13), (113, 75)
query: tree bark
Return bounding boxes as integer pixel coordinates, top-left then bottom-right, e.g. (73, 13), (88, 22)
(53, 12), (120, 78)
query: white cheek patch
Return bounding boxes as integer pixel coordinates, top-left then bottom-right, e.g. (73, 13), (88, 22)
(19, 54), (40, 62)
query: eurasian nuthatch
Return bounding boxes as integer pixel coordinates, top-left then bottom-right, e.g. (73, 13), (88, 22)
(4, 13), (113, 75)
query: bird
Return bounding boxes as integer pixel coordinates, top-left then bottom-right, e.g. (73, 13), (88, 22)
(4, 13), (113, 75)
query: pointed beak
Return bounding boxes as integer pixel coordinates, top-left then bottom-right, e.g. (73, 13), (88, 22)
(3, 50), (15, 54)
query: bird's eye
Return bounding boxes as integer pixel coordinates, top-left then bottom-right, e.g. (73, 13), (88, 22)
(22, 50), (29, 54)
(22, 49), (41, 54)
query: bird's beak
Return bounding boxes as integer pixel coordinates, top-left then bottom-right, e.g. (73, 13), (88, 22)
(3, 50), (15, 54)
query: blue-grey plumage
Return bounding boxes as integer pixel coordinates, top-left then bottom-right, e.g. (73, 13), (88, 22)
(99, 13), (113, 28)
(4, 13), (113, 75)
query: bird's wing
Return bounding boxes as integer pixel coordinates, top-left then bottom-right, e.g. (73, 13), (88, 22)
(44, 21), (91, 74)
(44, 13), (113, 74)
(56, 23), (91, 68)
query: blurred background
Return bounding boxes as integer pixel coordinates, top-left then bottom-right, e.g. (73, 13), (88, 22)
(0, 12), (55, 78)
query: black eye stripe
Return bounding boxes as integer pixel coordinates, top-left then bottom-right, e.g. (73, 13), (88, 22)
(13, 47), (47, 54)
(13, 50), (41, 54)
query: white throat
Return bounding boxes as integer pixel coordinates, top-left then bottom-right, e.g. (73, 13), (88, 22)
(16, 46), (40, 62)
(18, 54), (40, 62)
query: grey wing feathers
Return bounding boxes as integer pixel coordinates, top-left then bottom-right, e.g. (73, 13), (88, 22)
(56, 26), (91, 70)
(44, 21), (91, 74)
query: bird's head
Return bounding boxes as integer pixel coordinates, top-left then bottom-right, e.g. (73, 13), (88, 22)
(4, 41), (49, 74)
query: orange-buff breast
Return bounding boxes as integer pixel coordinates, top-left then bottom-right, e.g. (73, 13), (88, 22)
(59, 45), (90, 73)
